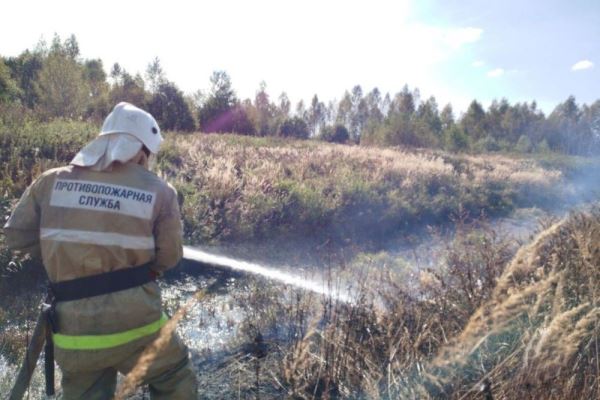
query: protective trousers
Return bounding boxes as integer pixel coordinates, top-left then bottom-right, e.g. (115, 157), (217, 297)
(58, 333), (197, 399)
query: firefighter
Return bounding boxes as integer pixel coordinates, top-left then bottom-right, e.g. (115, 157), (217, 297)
(4, 102), (198, 399)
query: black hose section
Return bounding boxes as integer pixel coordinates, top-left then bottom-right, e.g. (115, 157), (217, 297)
(44, 329), (55, 396)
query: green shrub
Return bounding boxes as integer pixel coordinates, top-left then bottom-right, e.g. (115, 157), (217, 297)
(279, 117), (309, 139)
(515, 135), (533, 153)
(443, 125), (470, 152)
(320, 124), (349, 143)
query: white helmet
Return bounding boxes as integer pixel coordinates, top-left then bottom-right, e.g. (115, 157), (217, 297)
(100, 102), (163, 154)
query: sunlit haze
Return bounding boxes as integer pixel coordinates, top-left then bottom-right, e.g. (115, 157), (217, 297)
(2, 0), (598, 114)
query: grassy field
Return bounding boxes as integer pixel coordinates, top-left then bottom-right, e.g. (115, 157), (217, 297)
(1, 119), (596, 246)
(161, 133), (582, 245)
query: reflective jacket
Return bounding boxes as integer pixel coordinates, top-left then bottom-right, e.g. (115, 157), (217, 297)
(4, 162), (182, 351)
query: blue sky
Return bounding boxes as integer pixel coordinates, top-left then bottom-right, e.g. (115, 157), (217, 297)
(1, 0), (598, 114)
(415, 0), (600, 112)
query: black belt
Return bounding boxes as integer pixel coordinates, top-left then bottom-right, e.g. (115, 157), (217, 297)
(43, 262), (157, 396)
(49, 262), (157, 302)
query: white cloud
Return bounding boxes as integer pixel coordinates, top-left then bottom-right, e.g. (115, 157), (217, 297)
(487, 68), (505, 78)
(472, 60), (485, 68)
(571, 60), (594, 71)
(442, 27), (483, 49)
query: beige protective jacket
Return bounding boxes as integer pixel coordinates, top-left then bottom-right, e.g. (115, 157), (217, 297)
(3, 161), (182, 347)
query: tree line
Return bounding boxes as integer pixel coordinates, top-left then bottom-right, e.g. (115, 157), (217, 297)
(1, 34), (599, 155)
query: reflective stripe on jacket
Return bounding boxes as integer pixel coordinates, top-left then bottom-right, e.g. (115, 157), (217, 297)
(4, 162), (183, 348)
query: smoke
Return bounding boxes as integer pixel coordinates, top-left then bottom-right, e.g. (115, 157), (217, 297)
(562, 166), (600, 208)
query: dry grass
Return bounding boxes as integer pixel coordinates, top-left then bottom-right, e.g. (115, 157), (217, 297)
(160, 134), (565, 243)
(177, 214), (515, 399)
(423, 207), (600, 399)
(205, 207), (599, 399)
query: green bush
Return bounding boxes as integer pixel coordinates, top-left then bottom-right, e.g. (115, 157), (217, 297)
(320, 124), (349, 143)
(473, 135), (501, 152)
(279, 117), (309, 139)
(515, 135), (533, 153)
(443, 125), (470, 152)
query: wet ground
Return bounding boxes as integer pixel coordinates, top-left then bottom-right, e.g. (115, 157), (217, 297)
(160, 206), (555, 360)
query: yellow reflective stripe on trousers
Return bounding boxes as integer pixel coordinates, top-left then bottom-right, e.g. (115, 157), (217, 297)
(52, 313), (168, 350)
